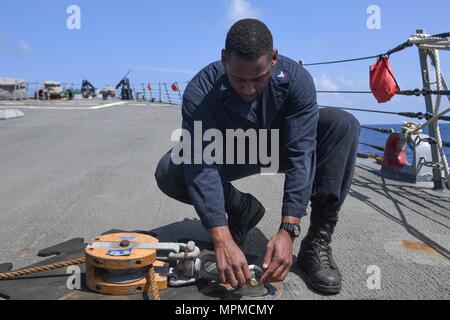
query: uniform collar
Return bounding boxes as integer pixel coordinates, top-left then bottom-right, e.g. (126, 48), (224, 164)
(218, 60), (291, 127)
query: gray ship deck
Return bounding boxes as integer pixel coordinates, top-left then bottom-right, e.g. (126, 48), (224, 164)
(0, 100), (449, 300)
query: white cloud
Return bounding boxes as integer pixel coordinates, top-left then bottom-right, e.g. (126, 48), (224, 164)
(18, 40), (33, 55)
(226, 0), (262, 22)
(337, 76), (370, 91)
(337, 76), (355, 88)
(314, 75), (339, 91)
(314, 75), (355, 106)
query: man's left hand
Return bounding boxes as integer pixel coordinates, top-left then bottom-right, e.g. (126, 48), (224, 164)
(259, 230), (293, 284)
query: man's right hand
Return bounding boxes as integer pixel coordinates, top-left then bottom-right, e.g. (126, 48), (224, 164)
(209, 226), (252, 288)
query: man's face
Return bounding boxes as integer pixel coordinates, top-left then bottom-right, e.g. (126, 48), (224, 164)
(222, 50), (277, 102)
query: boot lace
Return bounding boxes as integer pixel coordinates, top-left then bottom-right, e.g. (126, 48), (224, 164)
(311, 233), (334, 269)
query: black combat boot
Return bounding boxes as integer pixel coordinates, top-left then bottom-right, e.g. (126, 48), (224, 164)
(297, 211), (342, 294)
(224, 183), (265, 246)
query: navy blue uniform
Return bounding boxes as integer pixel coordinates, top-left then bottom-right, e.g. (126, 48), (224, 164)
(155, 55), (360, 230)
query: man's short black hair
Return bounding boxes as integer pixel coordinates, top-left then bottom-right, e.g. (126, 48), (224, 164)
(225, 19), (273, 60)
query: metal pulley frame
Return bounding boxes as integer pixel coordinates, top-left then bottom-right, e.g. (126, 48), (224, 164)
(1, 232), (269, 299)
(85, 233), (265, 294)
(85, 233), (165, 298)
(85, 233), (203, 288)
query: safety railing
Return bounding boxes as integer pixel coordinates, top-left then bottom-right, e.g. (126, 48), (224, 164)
(132, 81), (189, 105)
(20, 81), (188, 104)
(301, 29), (450, 189)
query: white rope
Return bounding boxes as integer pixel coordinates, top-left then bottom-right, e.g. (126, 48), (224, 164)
(408, 33), (450, 50)
(429, 49), (450, 186)
(402, 33), (450, 187)
(418, 44), (450, 51)
(405, 107), (450, 135)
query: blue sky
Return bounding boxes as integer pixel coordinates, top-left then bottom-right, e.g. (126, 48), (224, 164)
(0, 0), (448, 124)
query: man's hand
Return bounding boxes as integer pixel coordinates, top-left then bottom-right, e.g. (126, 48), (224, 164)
(259, 229), (293, 284)
(210, 226), (252, 288)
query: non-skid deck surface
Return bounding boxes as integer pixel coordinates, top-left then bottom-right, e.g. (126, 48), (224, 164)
(0, 101), (448, 299)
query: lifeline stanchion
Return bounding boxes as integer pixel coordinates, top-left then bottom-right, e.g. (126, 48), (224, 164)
(415, 29), (449, 189)
(175, 81), (182, 102)
(141, 83), (147, 101)
(148, 84), (154, 101)
(163, 82), (172, 104)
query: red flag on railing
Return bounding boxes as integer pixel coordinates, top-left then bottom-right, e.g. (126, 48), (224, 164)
(147, 83), (153, 91)
(370, 56), (400, 103)
(171, 83), (179, 92)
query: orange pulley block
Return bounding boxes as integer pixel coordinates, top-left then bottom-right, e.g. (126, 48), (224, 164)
(85, 233), (167, 296)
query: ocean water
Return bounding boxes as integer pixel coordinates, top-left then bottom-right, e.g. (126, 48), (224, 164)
(358, 123), (450, 163)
